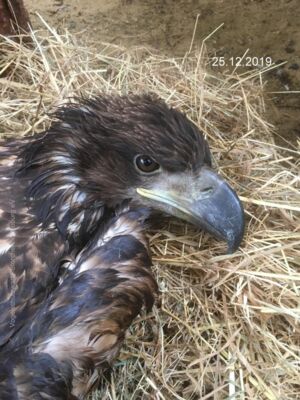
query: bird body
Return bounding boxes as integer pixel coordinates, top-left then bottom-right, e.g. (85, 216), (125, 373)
(0, 94), (244, 398)
(1, 207), (156, 399)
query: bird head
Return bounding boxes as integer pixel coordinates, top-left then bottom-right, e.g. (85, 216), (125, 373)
(22, 94), (244, 252)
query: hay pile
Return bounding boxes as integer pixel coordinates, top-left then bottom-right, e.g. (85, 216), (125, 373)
(0, 20), (299, 400)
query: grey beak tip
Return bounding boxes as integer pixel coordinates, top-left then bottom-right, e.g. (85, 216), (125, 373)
(226, 209), (245, 254)
(227, 236), (243, 254)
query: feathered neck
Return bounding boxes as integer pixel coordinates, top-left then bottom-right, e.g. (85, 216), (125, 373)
(16, 131), (114, 244)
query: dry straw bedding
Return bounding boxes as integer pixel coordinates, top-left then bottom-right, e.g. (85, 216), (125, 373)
(0, 20), (299, 400)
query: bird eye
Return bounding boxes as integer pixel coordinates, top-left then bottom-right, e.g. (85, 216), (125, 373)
(135, 155), (160, 174)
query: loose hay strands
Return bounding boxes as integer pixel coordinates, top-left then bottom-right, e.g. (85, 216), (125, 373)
(0, 21), (299, 400)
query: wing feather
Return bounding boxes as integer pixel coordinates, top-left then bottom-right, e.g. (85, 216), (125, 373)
(0, 141), (67, 347)
(0, 209), (157, 398)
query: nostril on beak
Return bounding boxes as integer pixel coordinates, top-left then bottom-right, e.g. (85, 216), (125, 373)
(197, 186), (214, 201)
(201, 187), (214, 194)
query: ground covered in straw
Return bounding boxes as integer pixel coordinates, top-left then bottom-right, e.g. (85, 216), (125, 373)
(0, 22), (299, 400)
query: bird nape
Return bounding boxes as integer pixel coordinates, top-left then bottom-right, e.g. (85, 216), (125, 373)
(0, 93), (244, 399)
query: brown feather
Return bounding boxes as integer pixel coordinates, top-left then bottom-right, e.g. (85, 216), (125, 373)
(1, 208), (157, 399)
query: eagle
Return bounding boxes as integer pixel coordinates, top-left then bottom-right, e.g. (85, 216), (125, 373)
(0, 94), (244, 399)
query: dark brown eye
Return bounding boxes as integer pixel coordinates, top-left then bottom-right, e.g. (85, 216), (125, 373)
(135, 155), (160, 174)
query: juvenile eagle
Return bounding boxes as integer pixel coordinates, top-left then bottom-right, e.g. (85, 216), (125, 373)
(0, 94), (244, 399)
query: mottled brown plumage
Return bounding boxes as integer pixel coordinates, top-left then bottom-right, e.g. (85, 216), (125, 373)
(0, 93), (244, 399)
(0, 140), (66, 348)
(1, 208), (156, 399)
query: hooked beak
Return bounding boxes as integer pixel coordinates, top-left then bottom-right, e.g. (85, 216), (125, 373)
(136, 167), (244, 253)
